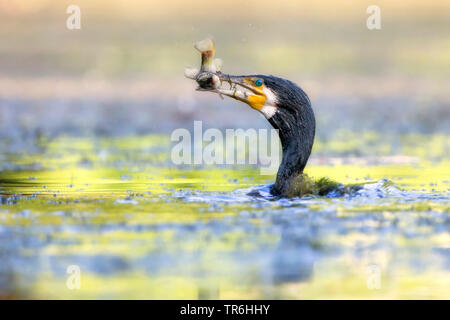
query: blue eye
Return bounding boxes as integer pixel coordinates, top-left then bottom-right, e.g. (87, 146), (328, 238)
(255, 79), (263, 87)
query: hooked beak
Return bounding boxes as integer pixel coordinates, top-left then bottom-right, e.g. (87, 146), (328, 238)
(213, 74), (265, 105)
(195, 72), (266, 107)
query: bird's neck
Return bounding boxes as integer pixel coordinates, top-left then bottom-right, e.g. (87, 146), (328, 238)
(268, 107), (315, 196)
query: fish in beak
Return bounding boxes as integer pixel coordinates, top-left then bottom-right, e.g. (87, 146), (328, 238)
(185, 38), (269, 113)
(184, 38), (316, 198)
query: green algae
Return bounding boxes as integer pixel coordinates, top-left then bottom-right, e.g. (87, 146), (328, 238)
(0, 134), (449, 299)
(286, 174), (366, 198)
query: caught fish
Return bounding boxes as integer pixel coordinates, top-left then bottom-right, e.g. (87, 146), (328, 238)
(184, 38), (223, 90)
(194, 38), (222, 73)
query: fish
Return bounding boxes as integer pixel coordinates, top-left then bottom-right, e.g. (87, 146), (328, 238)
(184, 38), (257, 102)
(184, 37), (223, 90)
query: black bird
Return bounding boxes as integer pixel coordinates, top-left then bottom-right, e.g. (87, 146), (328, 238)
(197, 72), (316, 197)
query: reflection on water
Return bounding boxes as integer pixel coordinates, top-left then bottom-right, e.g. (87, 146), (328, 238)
(0, 135), (449, 299)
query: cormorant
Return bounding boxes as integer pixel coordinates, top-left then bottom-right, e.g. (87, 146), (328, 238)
(186, 39), (315, 197)
(199, 73), (316, 197)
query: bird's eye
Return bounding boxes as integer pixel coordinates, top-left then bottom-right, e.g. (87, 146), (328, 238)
(254, 79), (263, 87)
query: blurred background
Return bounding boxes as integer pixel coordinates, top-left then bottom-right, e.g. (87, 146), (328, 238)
(0, 0), (449, 300)
(0, 0), (449, 151)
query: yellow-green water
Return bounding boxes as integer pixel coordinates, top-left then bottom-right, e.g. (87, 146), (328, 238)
(0, 135), (449, 299)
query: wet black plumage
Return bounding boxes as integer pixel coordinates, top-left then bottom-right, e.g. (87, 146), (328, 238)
(258, 75), (316, 196)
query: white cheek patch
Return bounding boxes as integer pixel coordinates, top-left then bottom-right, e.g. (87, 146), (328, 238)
(260, 105), (277, 119)
(259, 87), (278, 119)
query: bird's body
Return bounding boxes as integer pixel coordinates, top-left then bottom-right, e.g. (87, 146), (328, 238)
(263, 76), (315, 196)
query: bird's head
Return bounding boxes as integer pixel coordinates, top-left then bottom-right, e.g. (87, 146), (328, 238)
(209, 74), (277, 119)
(196, 72), (311, 123)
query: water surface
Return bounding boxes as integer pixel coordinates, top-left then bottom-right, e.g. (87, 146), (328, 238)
(0, 135), (449, 299)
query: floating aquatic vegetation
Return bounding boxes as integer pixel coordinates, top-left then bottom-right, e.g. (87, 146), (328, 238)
(0, 135), (449, 299)
(286, 174), (361, 198)
(286, 175), (412, 199)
